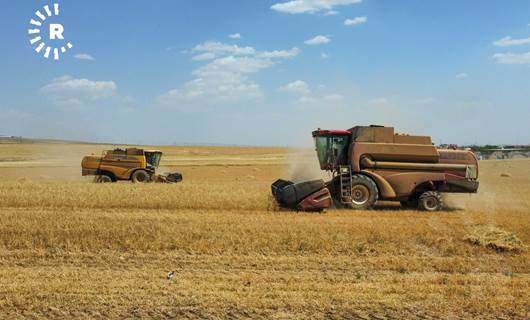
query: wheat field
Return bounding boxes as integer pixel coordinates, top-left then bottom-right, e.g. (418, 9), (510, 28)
(0, 142), (528, 319)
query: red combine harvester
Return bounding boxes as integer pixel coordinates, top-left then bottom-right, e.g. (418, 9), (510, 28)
(272, 125), (479, 211)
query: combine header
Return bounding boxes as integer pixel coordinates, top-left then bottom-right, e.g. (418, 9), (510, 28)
(272, 125), (479, 211)
(81, 148), (182, 183)
(271, 179), (332, 211)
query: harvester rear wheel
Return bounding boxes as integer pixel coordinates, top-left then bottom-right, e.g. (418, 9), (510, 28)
(95, 175), (112, 183)
(131, 170), (150, 183)
(344, 175), (378, 210)
(418, 191), (443, 211)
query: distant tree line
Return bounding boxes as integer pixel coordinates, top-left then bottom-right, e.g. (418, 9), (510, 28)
(464, 145), (530, 152)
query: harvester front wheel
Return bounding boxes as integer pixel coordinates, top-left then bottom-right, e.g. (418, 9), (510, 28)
(418, 191), (443, 211)
(131, 170), (150, 183)
(345, 175), (378, 210)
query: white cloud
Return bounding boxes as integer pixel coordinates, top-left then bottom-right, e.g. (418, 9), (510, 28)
(414, 97), (437, 104)
(323, 93), (343, 101)
(159, 41), (301, 107)
(195, 56), (274, 76)
(492, 52), (530, 64)
(257, 47), (300, 58)
(321, 52), (329, 59)
(493, 36), (530, 47)
(295, 93), (344, 108)
(271, 0), (362, 15)
(324, 10), (339, 16)
(368, 97), (388, 105)
(74, 53), (95, 61)
(40, 76), (117, 107)
(304, 35), (331, 45)
(160, 64), (264, 105)
(192, 52), (216, 61)
(455, 73), (468, 79)
(344, 16), (367, 26)
(41, 76), (116, 99)
(192, 41), (256, 56)
(279, 80), (345, 110)
(279, 80), (310, 94)
(296, 96), (316, 104)
(228, 33), (241, 39)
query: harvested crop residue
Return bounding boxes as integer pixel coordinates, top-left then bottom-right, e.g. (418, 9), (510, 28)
(465, 224), (525, 252)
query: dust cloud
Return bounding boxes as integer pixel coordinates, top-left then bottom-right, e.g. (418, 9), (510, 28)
(286, 148), (331, 182)
(3, 142), (111, 182)
(443, 160), (529, 212)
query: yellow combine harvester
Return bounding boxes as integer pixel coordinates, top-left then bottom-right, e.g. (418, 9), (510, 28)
(81, 148), (182, 183)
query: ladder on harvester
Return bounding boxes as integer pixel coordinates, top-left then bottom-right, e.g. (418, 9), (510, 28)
(339, 165), (352, 203)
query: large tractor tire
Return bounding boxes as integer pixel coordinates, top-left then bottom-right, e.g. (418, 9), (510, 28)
(95, 175), (112, 183)
(344, 175), (379, 210)
(131, 170), (150, 183)
(418, 191), (443, 211)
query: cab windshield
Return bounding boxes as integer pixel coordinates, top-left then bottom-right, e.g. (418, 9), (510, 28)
(314, 135), (349, 170)
(145, 152), (162, 167)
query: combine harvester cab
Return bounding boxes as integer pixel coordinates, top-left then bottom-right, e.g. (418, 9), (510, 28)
(272, 125), (479, 212)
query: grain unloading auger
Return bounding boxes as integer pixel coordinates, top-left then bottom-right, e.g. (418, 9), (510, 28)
(272, 125), (479, 212)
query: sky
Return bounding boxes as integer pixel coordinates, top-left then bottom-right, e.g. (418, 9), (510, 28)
(1, 0), (530, 146)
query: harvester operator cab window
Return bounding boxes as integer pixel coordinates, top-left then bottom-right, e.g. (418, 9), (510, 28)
(145, 152), (162, 168)
(314, 135), (349, 169)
